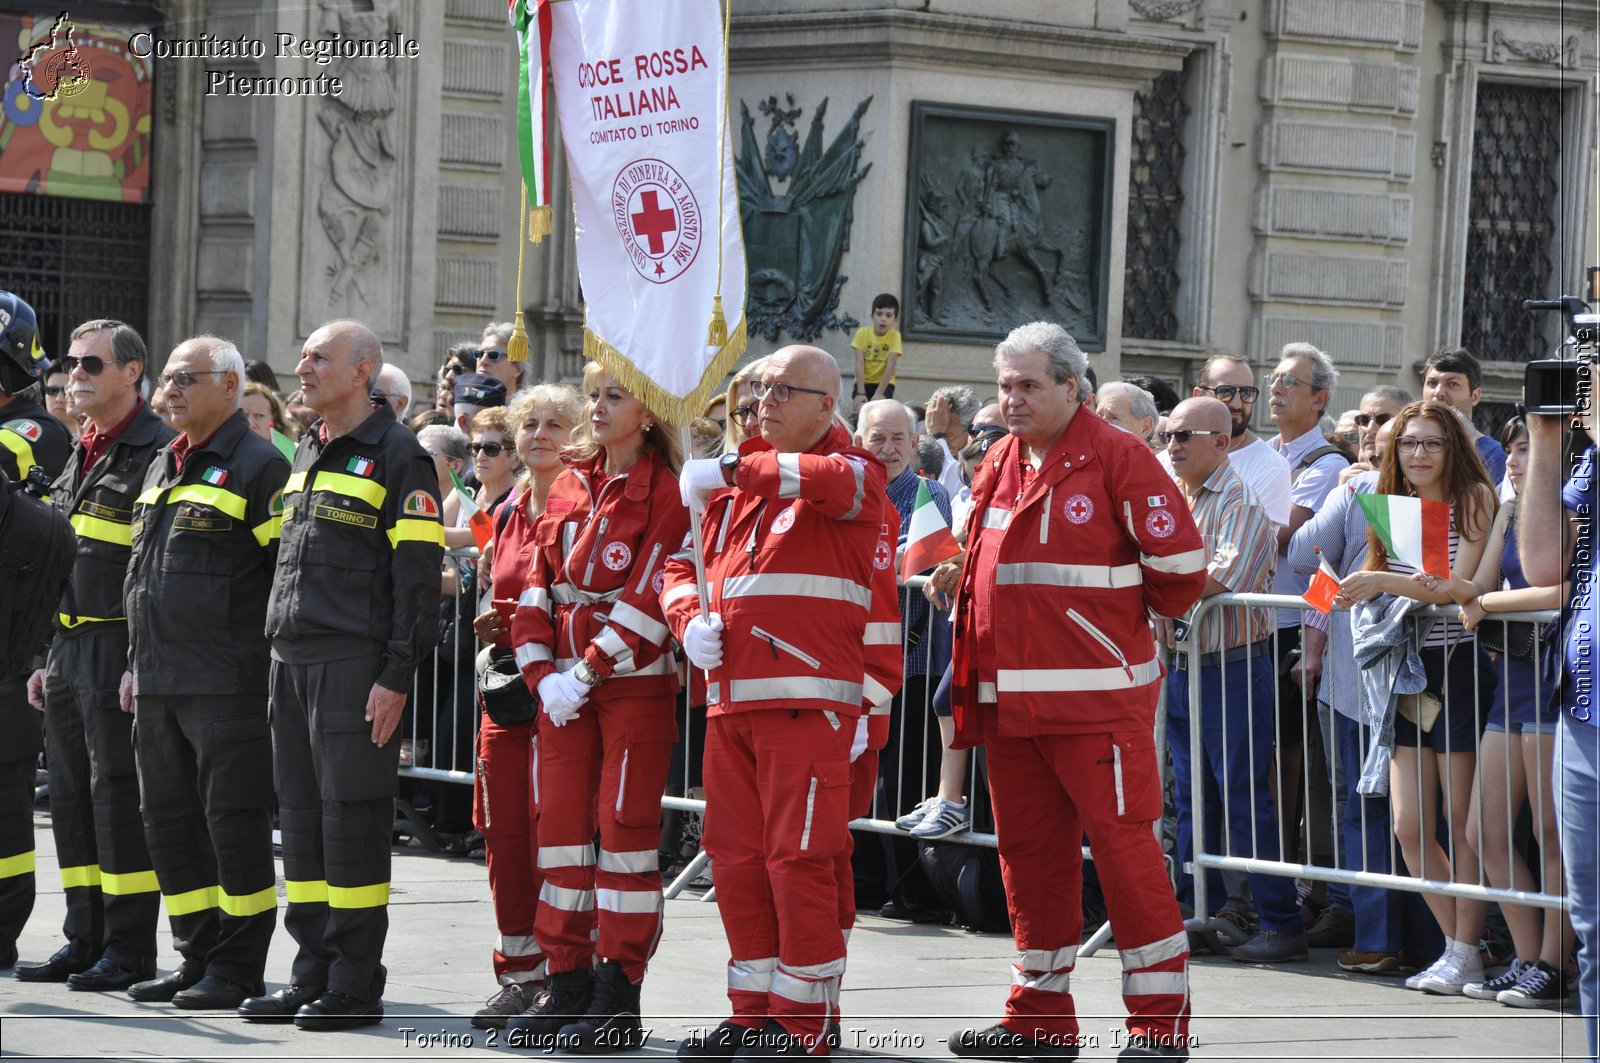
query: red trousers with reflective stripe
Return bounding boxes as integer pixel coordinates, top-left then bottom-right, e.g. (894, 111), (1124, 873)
(474, 710), (546, 983)
(534, 694), (675, 983)
(984, 717), (1190, 1043)
(704, 709), (853, 1051)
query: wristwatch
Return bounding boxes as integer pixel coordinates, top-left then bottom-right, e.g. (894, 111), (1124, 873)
(719, 451), (741, 486)
(573, 659), (603, 688)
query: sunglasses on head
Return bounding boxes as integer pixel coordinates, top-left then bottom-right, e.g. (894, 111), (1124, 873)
(62, 353), (124, 375)
(470, 441), (506, 456)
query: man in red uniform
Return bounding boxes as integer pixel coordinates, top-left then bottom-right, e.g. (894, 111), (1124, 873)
(665, 346), (887, 1059)
(929, 322), (1208, 1061)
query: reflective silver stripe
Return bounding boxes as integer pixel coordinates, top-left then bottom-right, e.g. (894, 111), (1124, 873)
(514, 643), (552, 668)
(497, 934), (540, 957)
(982, 508), (1012, 531)
(1012, 969), (1072, 994)
(868, 699), (892, 716)
(1123, 970), (1188, 997)
(863, 676), (894, 706)
(1140, 547), (1208, 575)
(518, 587), (551, 611)
(728, 677), (864, 705)
(800, 777), (818, 851)
(610, 600), (670, 646)
(598, 848), (659, 874)
(663, 582), (699, 607)
(633, 543), (664, 595)
(538, 882), (595, 911)
(1020, 945), (1077, 971)
(840, 457), (866, 521)
(770, 959), (847, 1004)
(1113, 742), (1126, 816)
(531, 742), (540, 805)
(995, 659), (1161, 692)
(978, 681), (997, 703)
(503, 963), (547, 985)
(777, 453), (803, 498)
(862, 622), (900, 645)
(551, 582), (625, 606)
(996, 561), (1143, 590)
(728, 956), (777, 992)
(597, 888), (663, 914)
(561, 521), (577, 556)
(721, 572), (870, 608)
(595, 626), (634, 671)
(556, 657), (580, 672)
(1119, 931), (1188, 970)
(1040, 486), (1052, 545)
(706, 682), (720, 703)
(608, 655), (675, 678)
(536, 843), (597, 869)
(750, 626), (821, 669)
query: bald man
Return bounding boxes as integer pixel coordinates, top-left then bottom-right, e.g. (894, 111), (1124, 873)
(1162, 398), (1305, 964)
(666, 345), (890, 1058)
(248, 321), (445, 1029)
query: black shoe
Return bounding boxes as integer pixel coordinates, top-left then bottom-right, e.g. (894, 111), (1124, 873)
(67, 955), (155, 992)
(239, 983), (325, 1023)
(949, 1023), (1080, 1060)
(733, 1020), (812, 1058)
(294, 989), (385, 1030)
(1118, 1032), (1190, 1059)
(14, 944), (92, 983)
(558, 961), (644, 1053)
(677, 1019), (764, 1061)
(128, 968), (204, 1002)
(505, 968), (593, 1048)
(173, 974), (259, 1010)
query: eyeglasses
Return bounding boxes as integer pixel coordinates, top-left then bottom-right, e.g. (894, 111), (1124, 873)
(750, 380), (829, 404)
(1158, 428), (1225, 445)
(1267, 372), (1311, 390)
(1199, 384), (1259, 402)
(469, 441), (506, 456)
(63, 353), (119, 375)
(730, 404), (757, 425)
(156, 369), (227, 390)
(1354, 411), (1393, 429)
(42, 384), (65, 396)
(473, 348), (507, 363)
(1395, 436), (1447, 455)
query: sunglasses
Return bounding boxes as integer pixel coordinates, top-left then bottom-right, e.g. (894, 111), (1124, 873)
(969, 423), (1007, 437)
(730, 404), (757, 425)
(1198, 384), (1260, 402)
(157, 369), (228, 391)
(469, 441), (506, 456)
(472, 347), (507, 363)
(43, 384), (65, 397)
(62, 353), (128, 375)
(1158, 428), (1225, 445)
(1353, 411), (1393, 429)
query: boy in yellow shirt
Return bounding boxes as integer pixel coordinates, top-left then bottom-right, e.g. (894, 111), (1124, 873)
(851, 293), (901, 413)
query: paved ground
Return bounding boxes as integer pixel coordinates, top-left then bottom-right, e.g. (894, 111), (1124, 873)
(0, 808), (1587, 1062)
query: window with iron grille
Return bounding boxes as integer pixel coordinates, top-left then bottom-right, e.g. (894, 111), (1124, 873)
(1461, 83), (1562, 362)
(1122, 66), (1189, 342)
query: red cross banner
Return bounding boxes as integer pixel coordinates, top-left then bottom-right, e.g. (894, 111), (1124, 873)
(546, 0), (746, 423)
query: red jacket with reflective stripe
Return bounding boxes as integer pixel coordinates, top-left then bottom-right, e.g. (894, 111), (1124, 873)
(661, 424), (888, 718)
(950, 409), (1206, 745)
(510, 449), (688, 702)
(862, 505), (903, 747)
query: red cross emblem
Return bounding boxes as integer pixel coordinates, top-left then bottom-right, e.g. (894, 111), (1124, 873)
(631, 190), (676, 258)
(602, 541), (633, 570)
(611, 158), (702, 285)
(873, 540), (892, 570)
(1063, 494), (1093, 524)
(1145, 508), (1176, 539)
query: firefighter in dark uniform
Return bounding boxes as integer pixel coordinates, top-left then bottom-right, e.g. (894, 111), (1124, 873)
(119, 337), (289, 1009)
(16, 320), (175, 990)
(240, 320), (443, 1030)
(0, 292), (73, 970)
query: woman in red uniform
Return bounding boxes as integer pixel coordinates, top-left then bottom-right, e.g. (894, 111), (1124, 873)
(508, 363), (688, 1052)
(469, 384), (583, 1030)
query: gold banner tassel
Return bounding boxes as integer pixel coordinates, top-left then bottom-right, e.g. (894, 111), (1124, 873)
(706, 294), (728, 347)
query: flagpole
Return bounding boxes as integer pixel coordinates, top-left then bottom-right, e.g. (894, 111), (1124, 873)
(678, 424), (714, 618)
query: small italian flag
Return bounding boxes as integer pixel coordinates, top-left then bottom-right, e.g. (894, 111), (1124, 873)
(901, 479), (961, 582)
(200, 466), (228, 487)
(509, 0), (553, 243)
(1357, 493), (1451, 579)
(450, 468), (494, 552)
(347, 456), (375, 477)
(1302, 548), (1341, 614)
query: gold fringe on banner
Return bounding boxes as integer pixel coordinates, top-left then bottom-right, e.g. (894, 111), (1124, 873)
(528, 204), (552, 244)
(583, 316), (747, 429)
(706, 295), (728, 347)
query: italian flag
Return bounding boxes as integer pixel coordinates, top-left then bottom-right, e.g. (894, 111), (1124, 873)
(509, 0), (554, 241)
(1302, 548), (1341, 614)
(450, 468), (494, 553)
(347, 455), (374, 477)
(200, 466), (228, 487)
(1357, 493), (1451, 579)
(901, 479), (961, 582)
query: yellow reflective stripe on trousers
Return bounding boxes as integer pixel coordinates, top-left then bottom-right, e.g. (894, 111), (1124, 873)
(58, 612), (123, 628)
(163, 885), (219, 916)
(166, 483), (249, 520)
(0, 429), (36, 479)
(285, 879), (329, 904)
(327, 882), (390, 909)
(388, 518), (445, 547)
(0, 850), (36, 878)
(220, 885), (279, 917)
(69, 511), (132, 546)
(60, 864), (101, 889)
(101, 868), (160, 895)
(311, 471), (386, 510)
(252, 516), (281, 546)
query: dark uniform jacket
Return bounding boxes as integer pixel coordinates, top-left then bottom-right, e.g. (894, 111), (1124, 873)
(0, 467), (73, 682)
(0, 393), (73, 485)
(52, 403), (177, 638)
(265, 403), (444, 693)
(125, 410), (290, 697)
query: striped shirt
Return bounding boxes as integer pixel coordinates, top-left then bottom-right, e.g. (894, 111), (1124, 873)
(1181, 459), (1277, 653)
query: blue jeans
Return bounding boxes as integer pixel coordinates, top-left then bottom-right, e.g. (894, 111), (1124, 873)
(1558, 714), (1600, 1062)
(1166, 647), (1300, 934)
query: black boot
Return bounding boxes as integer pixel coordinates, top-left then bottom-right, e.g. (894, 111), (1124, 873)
(558, 960), (644, 1053)
(505, 968), (594, 1049)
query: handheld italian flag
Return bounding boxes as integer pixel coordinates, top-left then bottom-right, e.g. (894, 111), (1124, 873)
(450, 468), (495, 553)
(509, 0), (553, 244)
(1302, 547), (1341, 614)
(901, 479), (961, 582)
(1357, 493), (1451, 579)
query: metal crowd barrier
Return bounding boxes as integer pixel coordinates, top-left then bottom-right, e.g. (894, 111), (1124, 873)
(1182, 592), (1568, 927)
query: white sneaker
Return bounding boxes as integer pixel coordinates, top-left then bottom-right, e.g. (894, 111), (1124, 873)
(1405, 950), (1454, 991)
(894, 797), (937, 832)
(909, 798), (972, 840)
(1416, 947), (1484, 995)
(1463, 958), (1526, 1001)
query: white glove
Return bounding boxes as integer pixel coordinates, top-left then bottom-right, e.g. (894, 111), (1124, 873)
(679, 458), (726, 512)
(849, 715), (869, 763)
(537, 669), (589, 726)
(683, 612), (725, 669)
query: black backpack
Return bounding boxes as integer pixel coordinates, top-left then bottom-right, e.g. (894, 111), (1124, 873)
(917, 840), (1011, 933)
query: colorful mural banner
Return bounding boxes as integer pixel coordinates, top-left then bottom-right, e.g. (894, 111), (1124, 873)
(1, 12), (154, 203)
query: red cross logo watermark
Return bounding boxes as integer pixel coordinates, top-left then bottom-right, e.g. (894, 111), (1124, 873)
(1145, 508), (1176, 539)
(612, 158), (702, 284)
(1063, 494), (1093, 524)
